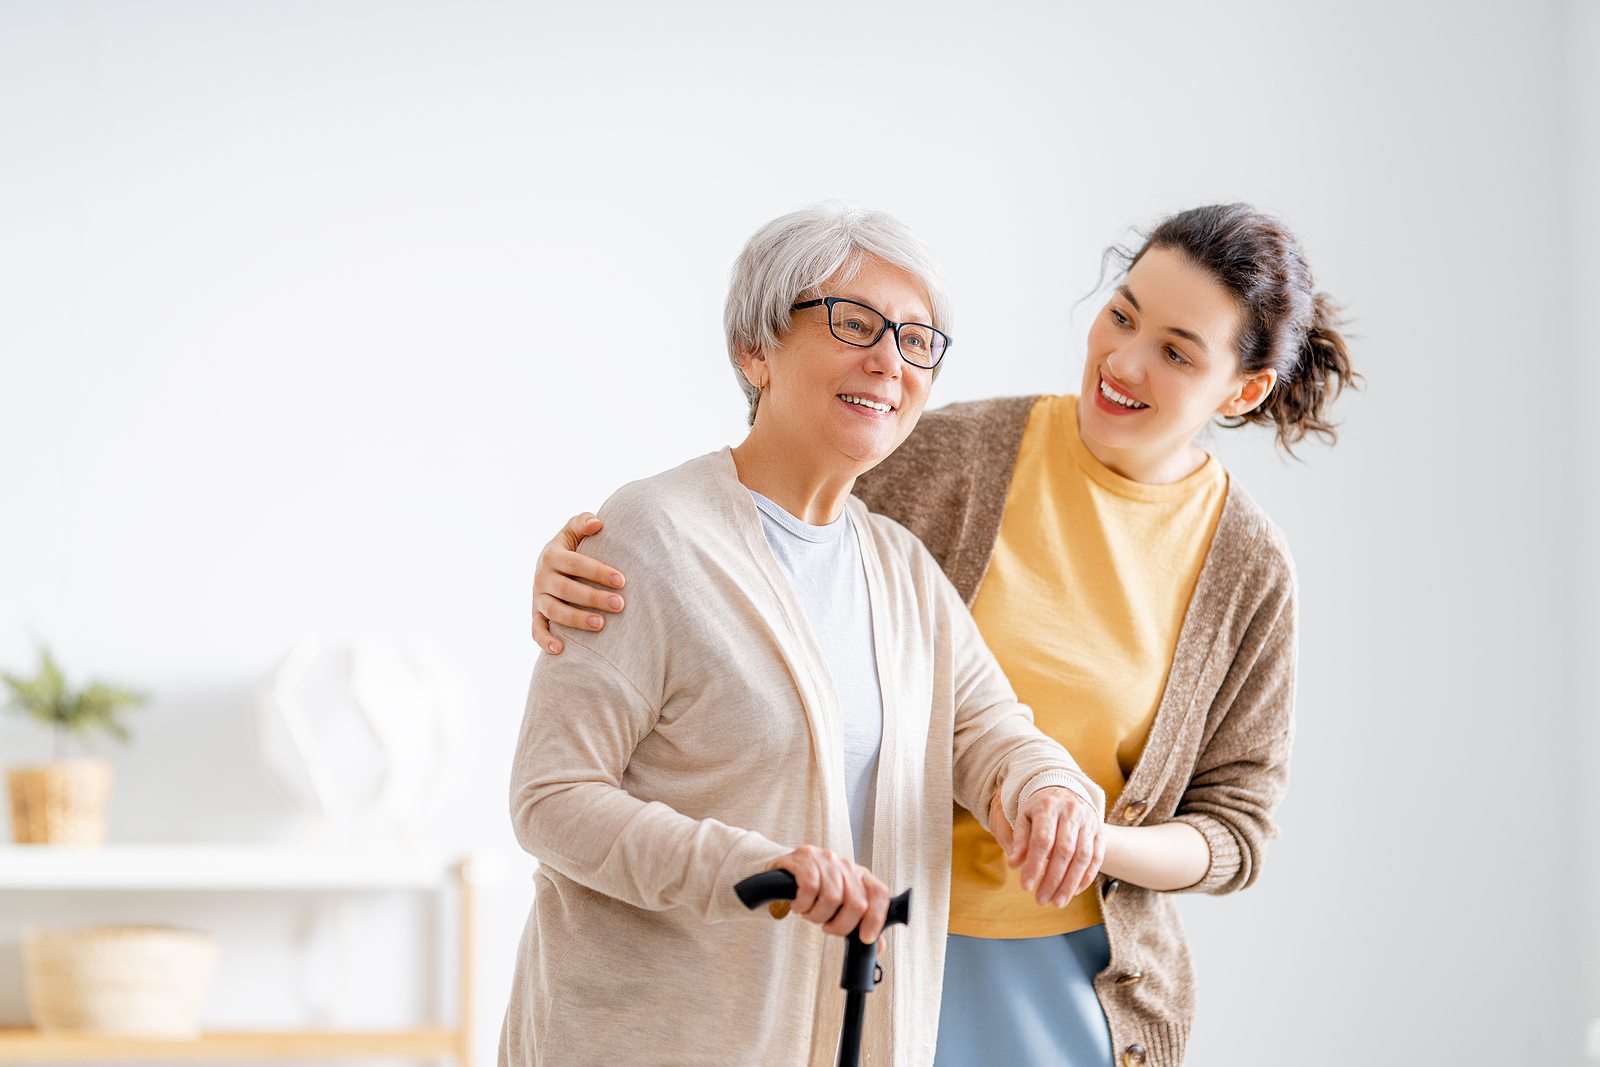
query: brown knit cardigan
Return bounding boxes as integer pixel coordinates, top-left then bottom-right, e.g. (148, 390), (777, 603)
(852, 396), (1298, 1067)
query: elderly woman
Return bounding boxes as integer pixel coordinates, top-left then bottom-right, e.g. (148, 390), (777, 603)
(498, 203), (1103, 1067)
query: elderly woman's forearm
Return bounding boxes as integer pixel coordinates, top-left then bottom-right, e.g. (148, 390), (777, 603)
(512, 778), (791, 919)
(1099, 821), (1211, 891)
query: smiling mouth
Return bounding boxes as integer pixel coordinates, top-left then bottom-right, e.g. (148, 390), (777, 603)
(840, 394), (894, 413)
(1100, 379), (1148, 410)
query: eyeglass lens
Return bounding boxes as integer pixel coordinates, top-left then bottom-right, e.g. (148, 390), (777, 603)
(828, 300), (946, 368)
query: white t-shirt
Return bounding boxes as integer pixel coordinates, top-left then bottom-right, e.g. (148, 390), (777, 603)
(749, 491), (885, 867)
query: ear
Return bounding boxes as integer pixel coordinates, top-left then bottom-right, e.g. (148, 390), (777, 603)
(736, 347), (768, 390)
(1217, 368), (1277, 417)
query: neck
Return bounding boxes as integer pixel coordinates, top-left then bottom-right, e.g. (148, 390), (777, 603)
(731, 422), (862, 525)
(1074, 395), (1210, 485)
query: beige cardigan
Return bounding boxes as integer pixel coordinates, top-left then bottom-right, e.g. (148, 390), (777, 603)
(500, 448), (1102, 1067)
(853, 397), (1299, 1067)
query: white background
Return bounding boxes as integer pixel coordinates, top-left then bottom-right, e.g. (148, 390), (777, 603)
(1, 2), (1597, 1064)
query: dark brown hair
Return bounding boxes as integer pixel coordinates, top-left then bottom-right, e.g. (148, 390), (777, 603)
(1114, 203), (1360, 451)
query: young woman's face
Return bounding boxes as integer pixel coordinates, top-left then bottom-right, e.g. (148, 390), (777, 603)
(1079, 246), (1269, 460)
(742, 256), (935, 469)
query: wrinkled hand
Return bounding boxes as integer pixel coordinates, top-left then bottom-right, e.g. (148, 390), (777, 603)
(991, 785), (1106, 907)
(532, 512), (628, 654)
(769, 846), (893, 944)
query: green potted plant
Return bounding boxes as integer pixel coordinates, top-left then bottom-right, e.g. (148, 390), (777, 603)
(2, 648), (145, 845)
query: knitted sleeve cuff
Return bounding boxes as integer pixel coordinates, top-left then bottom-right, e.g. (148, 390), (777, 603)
(1169, 812), (1243, 894)
(1009, 770), (1106, 825)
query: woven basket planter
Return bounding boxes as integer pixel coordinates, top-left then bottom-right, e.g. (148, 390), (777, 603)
(6, 759), (113, 845)
(22, 926), (218, 1038)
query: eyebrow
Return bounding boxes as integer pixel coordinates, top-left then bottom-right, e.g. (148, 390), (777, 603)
(838, 294), (933, 325)
(1116, 284), (1209, 352)
(1166, 325), (1207, 349)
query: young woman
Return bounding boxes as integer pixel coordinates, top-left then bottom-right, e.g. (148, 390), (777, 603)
(532, 204), (1357, 1067)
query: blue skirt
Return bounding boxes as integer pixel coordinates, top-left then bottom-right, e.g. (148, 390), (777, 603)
(934, 927), (1114, 1067)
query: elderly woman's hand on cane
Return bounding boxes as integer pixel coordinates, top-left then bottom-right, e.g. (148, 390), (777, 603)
(767, 845), (894, 944)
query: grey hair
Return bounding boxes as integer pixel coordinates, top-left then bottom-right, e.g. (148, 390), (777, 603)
(724, 201), (953, 425)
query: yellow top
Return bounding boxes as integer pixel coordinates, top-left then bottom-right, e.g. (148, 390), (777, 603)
(948, 395), (1229, 938)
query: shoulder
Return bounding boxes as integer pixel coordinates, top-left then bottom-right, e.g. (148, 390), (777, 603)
(852, 396), (1041, 601)
(853, 395), (1038, 517)
(588, 451), (743, 571)
(599, 450), (727, 514)
(554, 452), (749, 671)
(1189, 478), (1298, 660)
(899, 395), (1039, 458)
(1211, 478), (1297, 593)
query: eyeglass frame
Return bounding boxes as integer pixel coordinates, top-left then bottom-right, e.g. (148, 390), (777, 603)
(790, 297), (952, 370)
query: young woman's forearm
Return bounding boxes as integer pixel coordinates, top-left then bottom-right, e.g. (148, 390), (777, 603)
(1098, 821), (1211, 891)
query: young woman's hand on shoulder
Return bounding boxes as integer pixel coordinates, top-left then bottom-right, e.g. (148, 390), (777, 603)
(533, 512), (629, 654)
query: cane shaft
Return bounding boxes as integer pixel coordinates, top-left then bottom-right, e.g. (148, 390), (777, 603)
(837, 991), (868, 1067)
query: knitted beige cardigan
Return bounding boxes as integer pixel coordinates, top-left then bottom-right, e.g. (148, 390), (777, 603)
(501, 448), (1102, 1067)
(853, 397), (1299, 1067)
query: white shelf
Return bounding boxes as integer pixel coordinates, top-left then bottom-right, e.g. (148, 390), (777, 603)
(0, 1027), (461, 1063)
(0, 845), (456, 891)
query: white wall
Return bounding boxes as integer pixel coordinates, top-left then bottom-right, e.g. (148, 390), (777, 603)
(1568, 0), (1600, 1058)
(0, 2), (1588, 1063)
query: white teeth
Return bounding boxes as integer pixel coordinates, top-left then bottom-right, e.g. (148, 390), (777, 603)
(1100, 380), (1148, 409)
(841, 394), (892, 413)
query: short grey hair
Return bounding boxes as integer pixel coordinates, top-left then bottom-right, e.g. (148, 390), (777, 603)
(724, 201), (953, 425)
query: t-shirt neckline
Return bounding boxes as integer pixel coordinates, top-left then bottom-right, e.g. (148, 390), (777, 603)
(748, 489), (853, 544)
(1054, 395), (1224, 503)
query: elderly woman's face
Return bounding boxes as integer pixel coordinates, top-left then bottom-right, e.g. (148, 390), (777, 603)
(744, 257), (935, 470)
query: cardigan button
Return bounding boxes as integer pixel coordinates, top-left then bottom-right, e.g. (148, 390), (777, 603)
(1122, 1046), (1147, 1066)
(1114, 971), (1143, 986)
(1122, 800), (1148, 822)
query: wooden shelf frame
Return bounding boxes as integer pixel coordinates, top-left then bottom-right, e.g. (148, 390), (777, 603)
(0, 851), (475, 1065)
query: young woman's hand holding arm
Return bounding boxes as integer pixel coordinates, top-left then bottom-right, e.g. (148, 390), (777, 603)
(533, 512), (629, 654)
(991, 791), (1209, 893)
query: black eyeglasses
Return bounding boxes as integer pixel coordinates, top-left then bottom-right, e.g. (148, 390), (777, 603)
(791, 297), (951, 370)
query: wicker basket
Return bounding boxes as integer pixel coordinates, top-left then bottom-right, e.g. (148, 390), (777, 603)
(22, 926), (218, 1038)
(6, 759), (114, 845)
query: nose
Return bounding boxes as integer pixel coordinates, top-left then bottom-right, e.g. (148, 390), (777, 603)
(862, 328), (903, 378)
(1104, 338), (1144, 382)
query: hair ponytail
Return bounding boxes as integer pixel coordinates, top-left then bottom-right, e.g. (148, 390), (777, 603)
(1235, 290), (1359, 448)
(1124, 204), (1363, 453)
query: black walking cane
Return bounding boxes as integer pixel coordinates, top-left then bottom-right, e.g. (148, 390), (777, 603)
(735, 870), (912, 1067)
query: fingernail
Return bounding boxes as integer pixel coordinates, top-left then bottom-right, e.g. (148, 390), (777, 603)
(606, 596), (623, 610)
(547, 642), (559, 654)
(1021, 879), (1034, 892)
(1054, 897), (1067, 908)
(588, 615), (603, 629)
(609, 574), (625, 587)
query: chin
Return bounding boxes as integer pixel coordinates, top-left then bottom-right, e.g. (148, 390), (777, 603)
(1080, 409), (1146, 449)
(835, 431), (899, 468)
